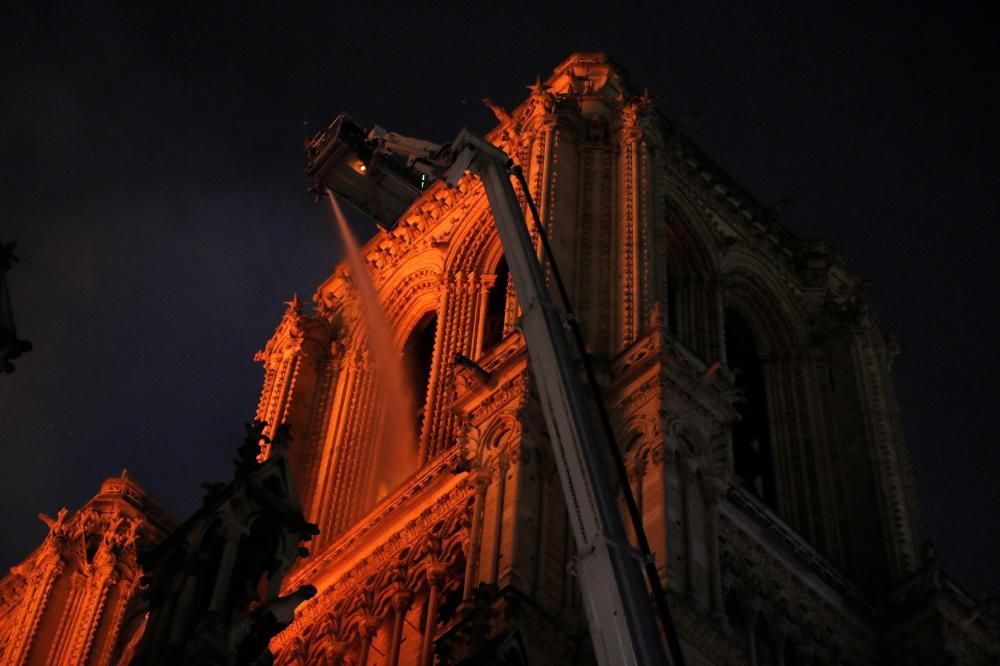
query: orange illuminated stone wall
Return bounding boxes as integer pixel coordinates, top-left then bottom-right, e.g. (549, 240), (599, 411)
(0, 473), (173, 665)
(5, 51), (989, 666)
(254, 52), (996, 666)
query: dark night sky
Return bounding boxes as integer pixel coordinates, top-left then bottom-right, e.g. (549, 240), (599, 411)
(2, 2), (997, 598)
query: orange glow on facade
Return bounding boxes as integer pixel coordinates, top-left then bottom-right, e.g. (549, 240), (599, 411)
(0, 473), (173, 665)
(327, 192), (420, 502)
(1, 52), (995, 665)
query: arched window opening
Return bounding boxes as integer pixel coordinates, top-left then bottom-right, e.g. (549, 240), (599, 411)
(481, 256), (509, 355)
(666, 267), (680, 336)
(403, 312), (437, 444)
(725, 308), (776, 507)
(664, 203), (716, 356)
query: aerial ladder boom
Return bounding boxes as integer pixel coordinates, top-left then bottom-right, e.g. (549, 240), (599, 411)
(307, 117), (672, 666)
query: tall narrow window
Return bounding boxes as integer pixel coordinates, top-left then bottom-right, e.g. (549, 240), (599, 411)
(666, 270), (679, 336)
(402, 312), (437, 444)
(724, 308), (776, 507)
(481, 256), (509, 354)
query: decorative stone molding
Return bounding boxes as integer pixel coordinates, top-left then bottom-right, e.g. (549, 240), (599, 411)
(0, 473), (173, 666)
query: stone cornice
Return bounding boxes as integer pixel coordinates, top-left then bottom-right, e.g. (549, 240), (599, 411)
(284, 445), (469, 592)
(452, 332), (528, 416)
(274, 460), (472, 650)
(722, 485), (873, 616)
(665, 131), (874, 329)
(607, 325), (739, 426)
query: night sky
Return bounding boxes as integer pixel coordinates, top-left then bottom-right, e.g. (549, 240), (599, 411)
(2, 3), (997, 599)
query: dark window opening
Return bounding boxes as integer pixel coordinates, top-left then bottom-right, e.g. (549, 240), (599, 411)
(85, 533), (101, 562)
(403, 312), (437, 444)
(481, 257), (509, 354)
(724, 590), (748, 650)
(725, 308), (776, 507)
(586, 117), (609, 142)
(667, 273), (679, 335)
(753, 617), (776, 666)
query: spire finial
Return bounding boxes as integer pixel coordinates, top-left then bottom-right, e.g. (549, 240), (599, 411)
(283, 293), (302, 315)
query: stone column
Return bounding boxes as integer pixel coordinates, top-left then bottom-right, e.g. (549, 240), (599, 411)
(619, 109), (643, 349)
(420, 562), (447, 666)
(639, 444), (666, 573)
(623, 453), (646, 545)
(387, 586), (412, 666)
(462, 469), (490, 603)
(701, 473), (728, 626)
(660, 441), (685, 592)
(356, 614), (379, 666)
(424, 273), (480, 458)
(679, 456), (699, 601)
(313, 347), (381, 541)
(738, 598), (760, 666)
(94, 575), (138, 665)
(7, 555), (66, 663)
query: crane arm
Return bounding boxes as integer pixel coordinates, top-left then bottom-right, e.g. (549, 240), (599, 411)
(308, 119), (671, 666)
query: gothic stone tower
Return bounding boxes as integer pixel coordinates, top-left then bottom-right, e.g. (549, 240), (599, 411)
(0, 473), (174, 665)
(257, 53), (996, 665)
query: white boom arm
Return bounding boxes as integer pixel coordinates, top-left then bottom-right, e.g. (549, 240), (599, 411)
(375, 129), (670, 666)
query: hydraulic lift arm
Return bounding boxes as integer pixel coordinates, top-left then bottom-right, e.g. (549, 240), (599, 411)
(308, 118), (672, 666)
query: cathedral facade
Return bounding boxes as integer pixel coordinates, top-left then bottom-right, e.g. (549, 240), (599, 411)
(1, 52), (996, 665)
(252, 53), (997, 664)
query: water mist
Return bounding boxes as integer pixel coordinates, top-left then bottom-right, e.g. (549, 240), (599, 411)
(327, 192), (420, 500)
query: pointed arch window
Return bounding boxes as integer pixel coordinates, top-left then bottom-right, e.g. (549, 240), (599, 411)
(480, 256), (509, 355)
(724, 308), (776, 507)
(667, 262), (680, 336)
(402, 311), (437, 444)
(366, 310), (438, 510)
